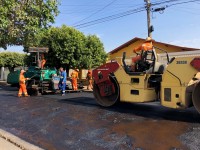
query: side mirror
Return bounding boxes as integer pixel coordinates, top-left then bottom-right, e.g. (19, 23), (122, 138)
(150, 25), (154, 32)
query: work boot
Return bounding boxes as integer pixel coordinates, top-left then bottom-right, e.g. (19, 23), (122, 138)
(18, 94), (22, 97)
(24, 94), (30, 97)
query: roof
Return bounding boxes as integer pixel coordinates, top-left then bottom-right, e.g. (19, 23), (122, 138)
(109, 37), (200, 54)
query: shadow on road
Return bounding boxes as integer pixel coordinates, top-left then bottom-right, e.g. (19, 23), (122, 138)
(58, 97), (98, 107)
(0, 85), (18, 91)
(59, 97), (200, 123)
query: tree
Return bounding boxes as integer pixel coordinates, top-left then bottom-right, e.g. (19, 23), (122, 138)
(0, 0), (59, 49)
(26, 25), (107, 71)
(83, 35), (107, 69)
(0, 52), (27, 72)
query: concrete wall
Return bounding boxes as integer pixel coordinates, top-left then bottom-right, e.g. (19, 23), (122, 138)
(0, 67), (9, 81)
(69, 69), (90, 79)
(158, 50), (200, 64)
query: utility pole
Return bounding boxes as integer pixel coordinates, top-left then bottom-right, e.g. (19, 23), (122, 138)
(145, 0), (152, 38)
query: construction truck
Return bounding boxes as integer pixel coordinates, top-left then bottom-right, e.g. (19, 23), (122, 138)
(92, 46), (200, 114)
(7, 47), (58, 95)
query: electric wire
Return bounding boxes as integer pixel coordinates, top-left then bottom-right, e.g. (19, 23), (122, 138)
(166, 0), (200, 7)
(71, 0), (200, 29)
(152, 0), (182, 6)
(76, 10), (145, 29)
(72, 0), (118, 25)
(168, 6), (200, 15)
(74, 7), (145, 29)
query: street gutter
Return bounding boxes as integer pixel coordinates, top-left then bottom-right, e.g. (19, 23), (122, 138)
(0, 129), (43, 150)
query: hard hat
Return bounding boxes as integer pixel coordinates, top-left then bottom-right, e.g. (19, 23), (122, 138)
(75, 69), (79, 72)
(145, 37), (152, 41)
(20, 69), (26, 73)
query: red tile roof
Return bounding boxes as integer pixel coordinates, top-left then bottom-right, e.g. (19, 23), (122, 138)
(109, 37), (200, 54)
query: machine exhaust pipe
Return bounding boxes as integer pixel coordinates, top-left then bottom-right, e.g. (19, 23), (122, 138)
(192, 82), (200, 113)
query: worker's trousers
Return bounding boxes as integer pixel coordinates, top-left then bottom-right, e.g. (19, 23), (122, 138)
(71, 78), (78, 90)
(59, 82), (66, 94)
(18, 84), (28, 96)
(87, 79), (93, 90)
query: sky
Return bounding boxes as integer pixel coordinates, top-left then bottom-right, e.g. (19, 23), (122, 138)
(2, 0), (200, 53)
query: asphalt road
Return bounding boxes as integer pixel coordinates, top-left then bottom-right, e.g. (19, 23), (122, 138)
(0, 85), (200, 150)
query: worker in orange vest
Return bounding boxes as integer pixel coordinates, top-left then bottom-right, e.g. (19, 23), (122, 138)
(133, 37), (153, 53)
(41, 54), (46, 69)
(131, 37), (153, 71)
(130, 55), (142, 72)
(18, 69), (30, 97)
(71, 69), (79, 90)
(86, 70), (93, 90)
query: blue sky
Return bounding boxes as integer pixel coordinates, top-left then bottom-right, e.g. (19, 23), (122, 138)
(2, 0), (200, 53)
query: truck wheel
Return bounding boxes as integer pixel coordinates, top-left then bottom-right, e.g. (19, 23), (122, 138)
(11, 84), (19, 88)
(192, 82), (200, 113)
(26, 80), (39, 96)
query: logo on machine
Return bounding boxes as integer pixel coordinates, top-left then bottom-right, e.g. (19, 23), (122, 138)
(97, 68), (109, 70)
(176, 61), (187, 64)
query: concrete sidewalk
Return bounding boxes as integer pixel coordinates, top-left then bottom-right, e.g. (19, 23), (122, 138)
(0, 137), (21, 150)
(0, 129), (43, 150)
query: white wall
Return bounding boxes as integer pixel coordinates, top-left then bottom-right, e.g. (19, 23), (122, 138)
(0, 67), (9, 81)
(157, 50), (200, 64)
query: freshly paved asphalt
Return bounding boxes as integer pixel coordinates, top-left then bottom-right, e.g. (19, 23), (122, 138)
(0, 84), (200, 150)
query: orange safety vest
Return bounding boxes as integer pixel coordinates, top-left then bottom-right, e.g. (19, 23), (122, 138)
(134, 41), (153, 52)
(41, 59), (46, 68)
(71, 71), (78, 79)
(19, 73), (26, 84)
(132, 55), (142, 63)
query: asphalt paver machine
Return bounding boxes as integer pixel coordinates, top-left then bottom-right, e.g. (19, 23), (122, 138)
(7, 47), (58, 95)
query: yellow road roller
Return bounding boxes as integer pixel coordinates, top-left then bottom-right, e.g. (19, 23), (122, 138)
(92, 47), (200, 114)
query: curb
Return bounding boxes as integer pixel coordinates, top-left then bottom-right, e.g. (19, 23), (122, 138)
(83, 90), (93, 93)
(0, 129), (43, 150)
(0, 81), (7, 86)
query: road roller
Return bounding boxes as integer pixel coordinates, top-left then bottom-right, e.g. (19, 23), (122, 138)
(92, 47), (200, 114)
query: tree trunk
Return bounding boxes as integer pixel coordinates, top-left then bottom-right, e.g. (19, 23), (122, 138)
(8, 66), (15, 72)
(65, 64), (70, 77)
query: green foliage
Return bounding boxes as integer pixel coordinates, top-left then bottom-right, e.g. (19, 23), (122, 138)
(0, 52), (27, 72)
(84, 35), (107, 69)
(27, 25), (107, 69)
(47, 26), (86, 68)
(0, 0), (59, 49)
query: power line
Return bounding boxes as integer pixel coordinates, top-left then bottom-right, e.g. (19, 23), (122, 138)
(60, 4), (143, 15)
(76, 10), (145, 29)
(71, 0), (200, 29)
(72, 0), (118, 26)
(168, 6), (200, 15)
(151, 0), (200, 12)
(174, 5), (200, 10)
(73, 7), (145, 29)
(152, 0), (181, 6)
(166, 0), (200, 7)
(59, 2), (145, 19)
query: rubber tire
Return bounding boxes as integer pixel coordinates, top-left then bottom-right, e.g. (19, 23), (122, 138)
(26, 80), (39, 96)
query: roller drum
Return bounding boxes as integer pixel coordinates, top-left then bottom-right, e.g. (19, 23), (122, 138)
(192, 82), (200, 113)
